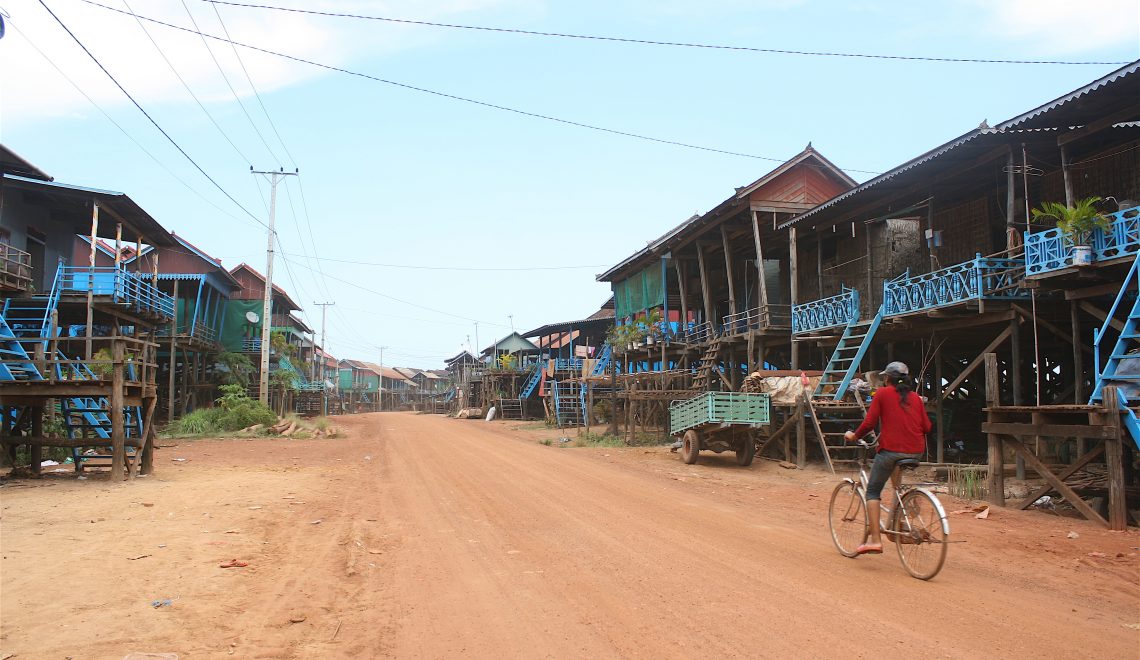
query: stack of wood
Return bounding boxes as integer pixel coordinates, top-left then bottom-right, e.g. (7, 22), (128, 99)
(240, 420), (341, 438)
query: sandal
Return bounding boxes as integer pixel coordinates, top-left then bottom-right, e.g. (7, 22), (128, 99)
(219, 559), (249, 568)
(856, 543), (883, 555)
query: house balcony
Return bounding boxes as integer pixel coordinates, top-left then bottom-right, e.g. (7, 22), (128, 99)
(792, 288), (859, 335)
(155, 319), (219, 345)
(240, 337), (262, 353)
(1024, 205), (1140, 277)
(722, 304), (792, 337)
(0, 243), (33, 292)
(58, 266), (175, 322)
(883, 253), (1028, 317)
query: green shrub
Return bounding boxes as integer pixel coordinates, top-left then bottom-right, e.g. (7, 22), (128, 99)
(166, 385), (277, 435)
(169, 408), (221, 435)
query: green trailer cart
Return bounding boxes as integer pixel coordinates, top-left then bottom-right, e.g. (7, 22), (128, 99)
(669, 392), (771, 466)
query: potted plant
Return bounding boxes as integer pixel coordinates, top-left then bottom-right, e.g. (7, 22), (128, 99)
(1032, 196), (1111, 266)
(642, 309), (664, 346)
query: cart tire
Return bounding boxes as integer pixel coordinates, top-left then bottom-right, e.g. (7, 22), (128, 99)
(736, 434), (756, 466)
(681, 430), (700, 464)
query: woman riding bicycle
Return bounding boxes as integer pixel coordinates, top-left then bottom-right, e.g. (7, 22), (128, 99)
(843, 361), (931, 555)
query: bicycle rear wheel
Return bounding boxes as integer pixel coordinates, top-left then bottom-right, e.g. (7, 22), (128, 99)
(894, 489), (949, 580)
(828, 481), (867, 557)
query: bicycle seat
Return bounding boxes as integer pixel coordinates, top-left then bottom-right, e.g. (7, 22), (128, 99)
(896, 458), (920, 471)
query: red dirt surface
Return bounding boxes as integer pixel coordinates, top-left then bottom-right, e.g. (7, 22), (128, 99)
(2, 412), (1137, 658)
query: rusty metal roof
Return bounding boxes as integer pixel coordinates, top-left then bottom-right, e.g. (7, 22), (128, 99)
(782, 60), (1140, 230)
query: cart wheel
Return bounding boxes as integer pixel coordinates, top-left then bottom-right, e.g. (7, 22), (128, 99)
(681, 430), (700, 464)
(736, 434), (756, 466)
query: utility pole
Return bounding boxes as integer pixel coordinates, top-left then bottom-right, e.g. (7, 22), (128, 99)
(251, 167), (297, 406)
(377, 345), (388, 411)
(313, 301), (335, 381)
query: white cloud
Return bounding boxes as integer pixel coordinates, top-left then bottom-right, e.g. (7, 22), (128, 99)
(0, 0), (527, 126)
(970, 0), (1140, 55)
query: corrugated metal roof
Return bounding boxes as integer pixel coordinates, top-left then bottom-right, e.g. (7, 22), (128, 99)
(999, 60), (1140, 130)
(3, 174), (178, 247)
(782, 59), (1140, 230)
(0, 145), (51, 181)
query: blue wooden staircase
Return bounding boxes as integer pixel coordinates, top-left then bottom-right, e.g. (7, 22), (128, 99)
(0, 315), (43, 382)
(1088, 253), (1140, 449)
(813, 305), (884, 400)
(591, 344), (612, 377)
(520, 360), (544, 399)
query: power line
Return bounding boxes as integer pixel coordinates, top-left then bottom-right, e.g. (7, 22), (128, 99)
(203, 0), (1130, 66)
(282, 256), (511, 329)
(208, 1), (296, 167)
(7, 16), (254, 229)
(280, 252), (611, 272)
(179, 0), (280, 164)
(120, 0), (253, 165)
(37, 0), (269, 229)
(79, 0), (881, 173)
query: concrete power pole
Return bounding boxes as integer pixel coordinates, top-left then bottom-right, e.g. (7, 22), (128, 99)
(313, 301), (335, 381)
(252, 167), (297, 406)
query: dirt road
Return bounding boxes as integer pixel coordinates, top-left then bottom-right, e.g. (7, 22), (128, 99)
(2, 412), (1137, 658)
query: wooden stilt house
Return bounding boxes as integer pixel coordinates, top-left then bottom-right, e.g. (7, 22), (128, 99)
(0, 149), (178, 479)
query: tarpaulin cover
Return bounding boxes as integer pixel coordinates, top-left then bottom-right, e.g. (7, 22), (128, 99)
(613, 263), (664, 318)
(219, 299), (263, 352)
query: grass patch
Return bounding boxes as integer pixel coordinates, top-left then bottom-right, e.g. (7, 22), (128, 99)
(314, 417), (330, 431)
(164, 385), (277, 437)
(573, 433), (626, 448)
(538, 438), (553, 446)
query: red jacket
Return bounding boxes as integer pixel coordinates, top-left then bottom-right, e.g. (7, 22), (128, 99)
(853, 386), (931, 454)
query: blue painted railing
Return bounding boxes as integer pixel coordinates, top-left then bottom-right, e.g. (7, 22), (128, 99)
(883, 254), (1028, 317)
(58, 267), (175, 320)
(1025, 206), (1140, 276)
(792, 287), (859, 335)
(554, 358), (583, 372)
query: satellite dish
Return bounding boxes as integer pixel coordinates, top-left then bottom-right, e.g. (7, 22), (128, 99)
(245, 311), (260, 324)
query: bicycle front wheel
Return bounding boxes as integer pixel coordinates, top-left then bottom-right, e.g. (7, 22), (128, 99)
(828, 480), (868, 558)
(895, 489), (949, 580)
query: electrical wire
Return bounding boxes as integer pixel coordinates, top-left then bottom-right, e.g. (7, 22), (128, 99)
(280, 252), (611, 271)
(208, 0), (296, 167)
(8, 14), (257, 229)
(179, 0), (281, 165)
(202, 0), (1130, 66)
(282, 256), (511, 329)
(120, 0), (254, 165)
(78, 0), (882, 173)
(37, 0), (269, 229)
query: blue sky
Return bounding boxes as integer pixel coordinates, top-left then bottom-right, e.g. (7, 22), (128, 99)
(2, 0), (1138, 368)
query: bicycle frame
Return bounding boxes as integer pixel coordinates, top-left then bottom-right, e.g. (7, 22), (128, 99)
(848, 444), (948, 540)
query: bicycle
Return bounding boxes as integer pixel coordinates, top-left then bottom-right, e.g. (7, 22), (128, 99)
(827, 439), (950, 580)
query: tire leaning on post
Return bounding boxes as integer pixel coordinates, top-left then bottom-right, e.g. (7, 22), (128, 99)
(681, 429), (701, 464)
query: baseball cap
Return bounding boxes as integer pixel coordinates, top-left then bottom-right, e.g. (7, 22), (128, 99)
(880, 361), (909, 378)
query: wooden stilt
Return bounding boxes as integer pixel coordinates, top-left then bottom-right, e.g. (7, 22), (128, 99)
(1102, 387), (1127, 531)
(985, 353), (1005, 505)
(111, 340), (126, 482)
(30, 406), (43, 476)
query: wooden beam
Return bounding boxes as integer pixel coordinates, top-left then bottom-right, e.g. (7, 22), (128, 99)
(1014, 444), (1104, 509)
(721, 225), (737, 319)
(1066, 281), (1125, 301)
(1079, 301), (1126, 332)
(789, 227), (799, 370)
(674, 260), (689, 330)
(1071, 300), (1085, 404)
(1004, 437), (1109, 527)
(750, 211), (769, 311)
(981, 422), (1117, 439)
(111, 339), (126, 482)
(696, 244), (715, 328)
(1011, 304), (1093, 357)
(1057, 101), (1140, 146)
(985, 352), (1005, 506)
(941, 324), (1015, 399)
(1102, 387), (1127, 531)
